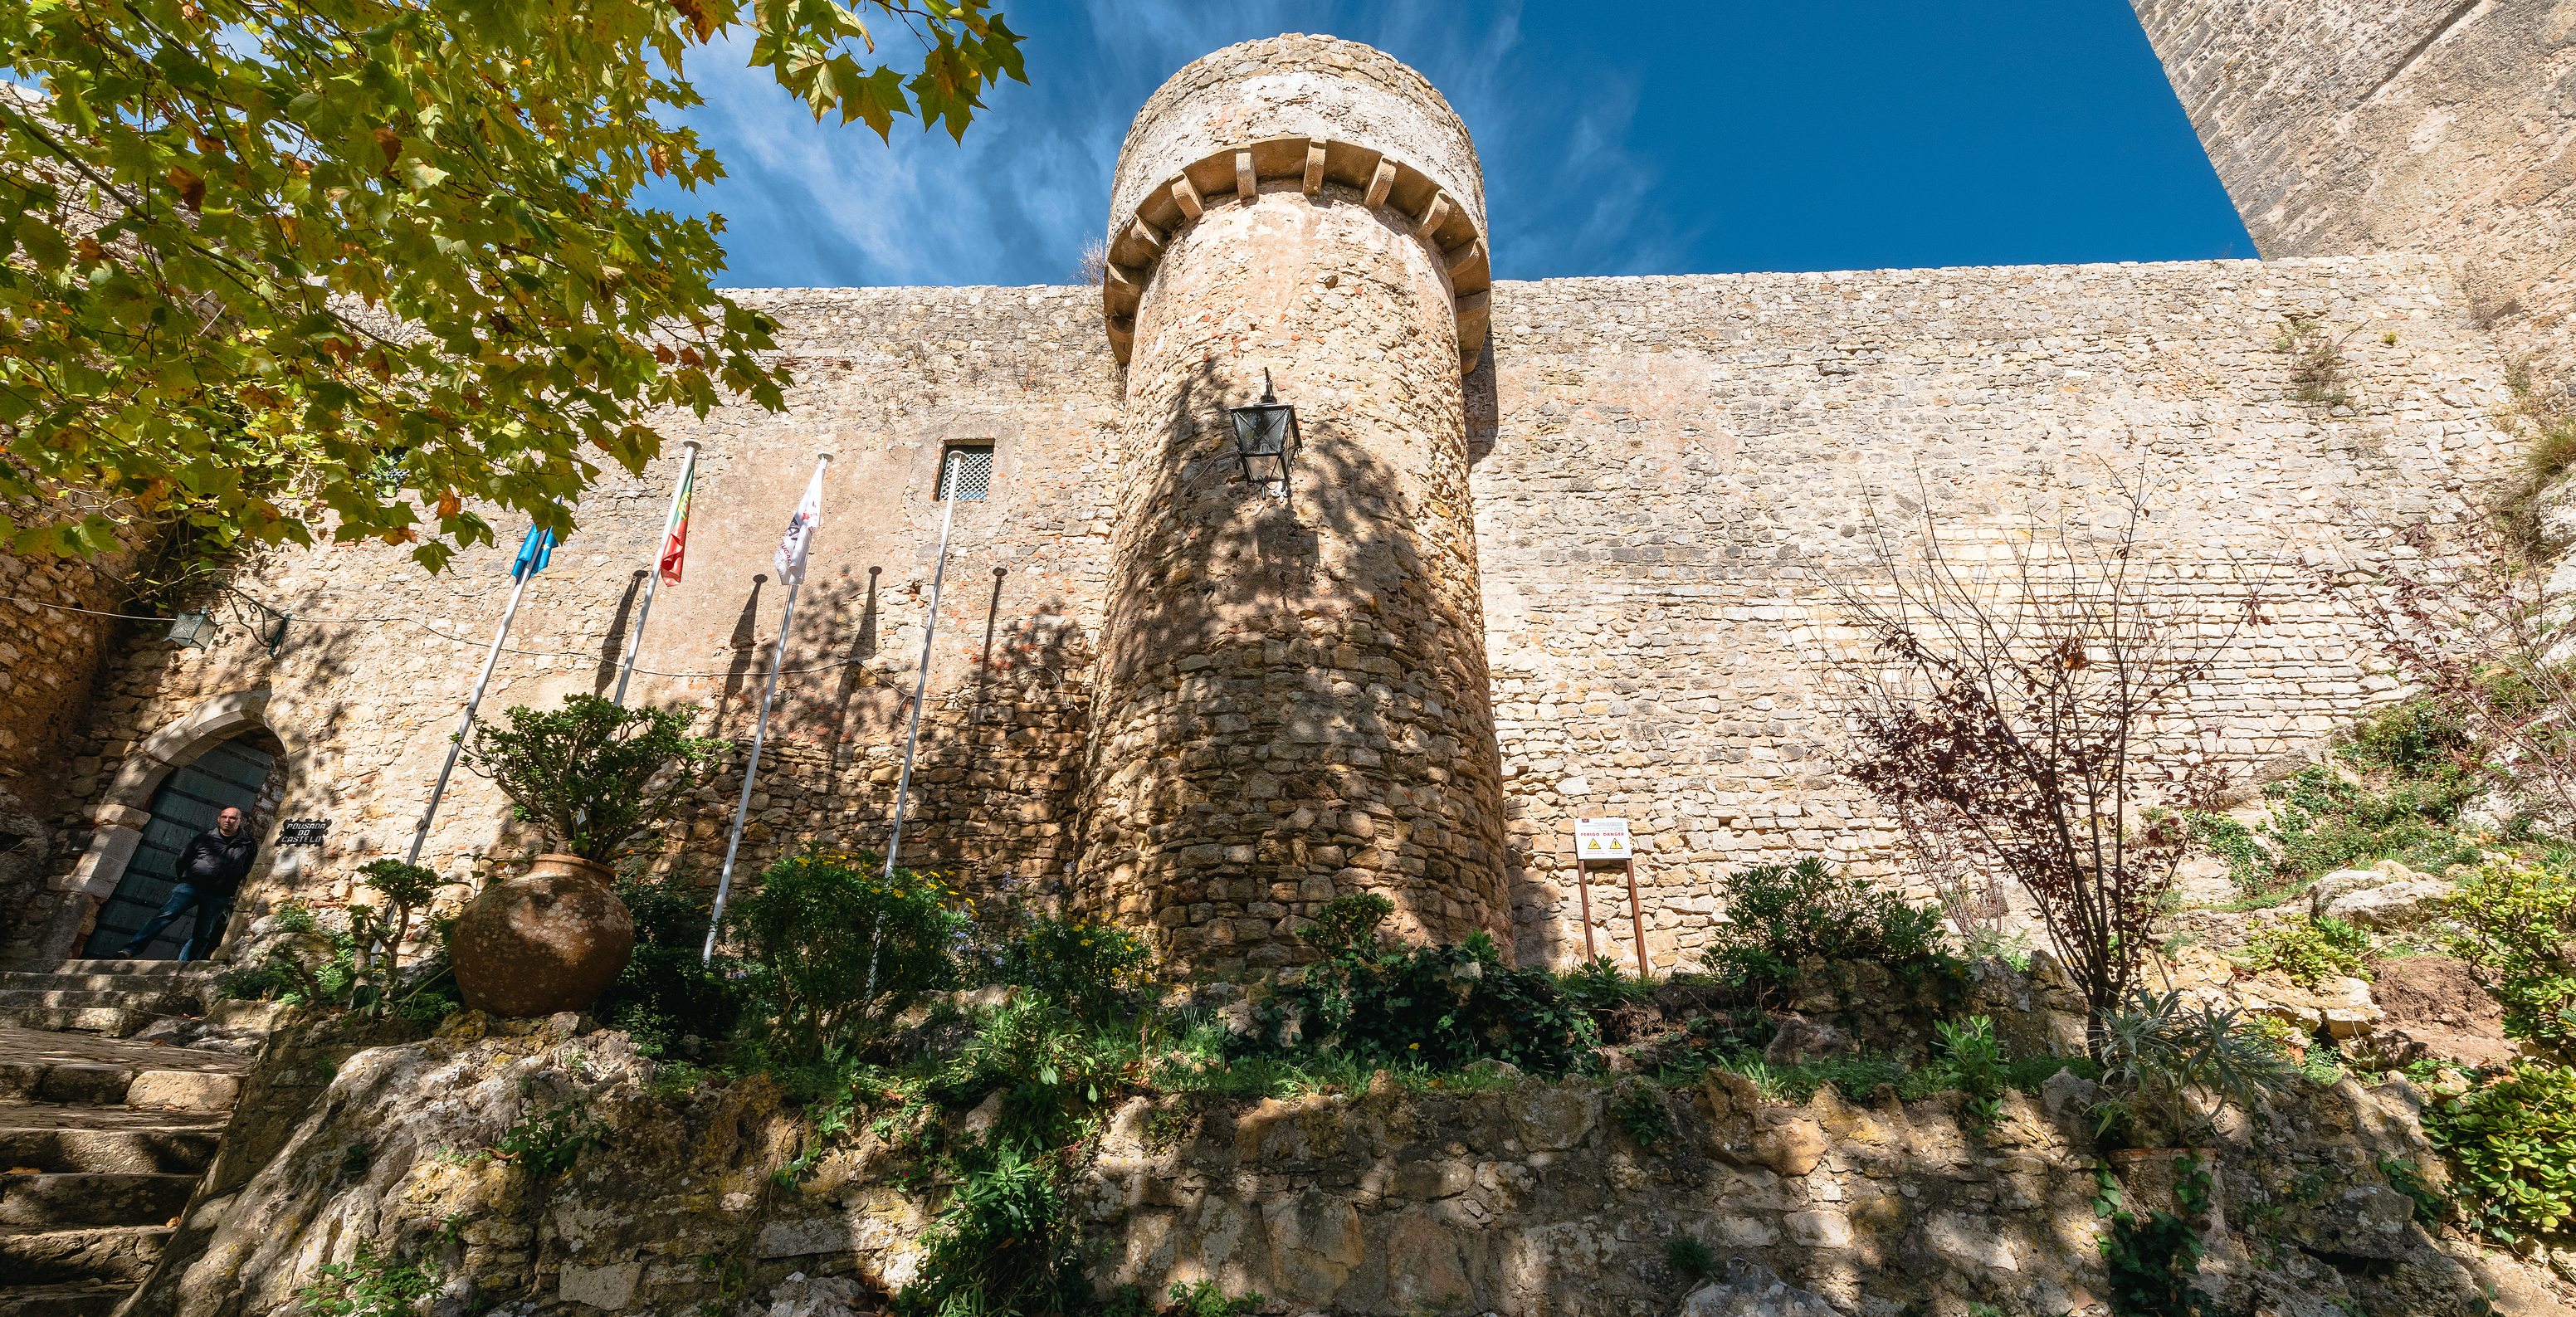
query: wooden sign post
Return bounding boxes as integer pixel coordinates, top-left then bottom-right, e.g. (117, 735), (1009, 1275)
(1573, 817), (1647, 975)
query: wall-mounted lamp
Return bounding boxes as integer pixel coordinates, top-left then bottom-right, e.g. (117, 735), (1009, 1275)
(1227, 368), (1300, 495)
(165, 609), (216, 650)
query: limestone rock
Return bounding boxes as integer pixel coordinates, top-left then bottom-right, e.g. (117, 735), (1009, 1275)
(1676, 1261), (1841, 1317)
(1761, 1013), (1847, 1066)
(766, 1273), (872, 1317)
(2323, 879), (2452, 930)
(2310, 866), (2405, 915)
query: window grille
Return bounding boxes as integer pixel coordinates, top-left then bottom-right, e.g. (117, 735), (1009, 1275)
(939, 445), (993, 501)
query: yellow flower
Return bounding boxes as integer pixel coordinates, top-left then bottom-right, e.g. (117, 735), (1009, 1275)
(1408, 1043), (1419, 1050)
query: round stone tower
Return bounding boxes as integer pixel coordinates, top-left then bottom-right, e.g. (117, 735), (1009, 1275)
(1073, 35), (1509, 975)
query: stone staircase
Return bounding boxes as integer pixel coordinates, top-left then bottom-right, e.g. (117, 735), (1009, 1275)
(0, 962), (238, 1040)
(0, 963), (283, 1317)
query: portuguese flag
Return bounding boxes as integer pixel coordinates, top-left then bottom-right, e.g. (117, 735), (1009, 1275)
(657, 464), (694, 584)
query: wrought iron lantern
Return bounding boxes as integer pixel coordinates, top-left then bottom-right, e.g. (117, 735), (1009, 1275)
(1226, 369), (1300, 495)
(164, 609), (215, 650)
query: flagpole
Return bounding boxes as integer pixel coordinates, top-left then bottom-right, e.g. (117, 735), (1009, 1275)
(613, 439), (700, 707)
(881, 494), (956, 884)
(865, 490), (957, 1008)
(407, 535), (545, 866)
(704, 453), (832, 963)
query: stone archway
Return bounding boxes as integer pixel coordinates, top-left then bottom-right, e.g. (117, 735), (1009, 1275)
(33, 689), (297, 963)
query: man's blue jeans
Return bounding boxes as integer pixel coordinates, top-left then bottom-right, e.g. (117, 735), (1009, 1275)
(120, 883), (231, 961)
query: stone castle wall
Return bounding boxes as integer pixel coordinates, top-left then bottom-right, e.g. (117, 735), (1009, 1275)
(2, 285), (1125, 963)
(2133, 0), (2576, 388)
(0, 256), (2522, 970)
(1474, 254), (2516, 968)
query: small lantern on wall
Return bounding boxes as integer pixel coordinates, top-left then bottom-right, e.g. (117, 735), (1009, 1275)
(165, 609), (215, 650)
(1226, 369), (1300, 495)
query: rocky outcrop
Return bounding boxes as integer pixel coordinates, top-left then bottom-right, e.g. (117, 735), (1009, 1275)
(122, 998), (2559, 1317)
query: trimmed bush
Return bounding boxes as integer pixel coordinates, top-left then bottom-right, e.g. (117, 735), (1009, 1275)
(1702, 857), (1949, 988)
(724, 847), (968, 1061)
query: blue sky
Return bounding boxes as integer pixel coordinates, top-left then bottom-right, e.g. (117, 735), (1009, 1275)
(651, 1), (2252, 290)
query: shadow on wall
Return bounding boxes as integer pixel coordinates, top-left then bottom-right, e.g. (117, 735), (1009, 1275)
(589, 570), (648, 696)
(1081, 354), (1509, 955)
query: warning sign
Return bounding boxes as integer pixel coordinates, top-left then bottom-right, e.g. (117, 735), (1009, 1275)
(1574, 817), (1631, 862)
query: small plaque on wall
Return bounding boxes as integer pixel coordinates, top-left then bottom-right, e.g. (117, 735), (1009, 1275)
(277, 818), (331, 847)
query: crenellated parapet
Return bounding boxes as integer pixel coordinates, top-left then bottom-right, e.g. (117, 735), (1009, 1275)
(1097, 35), (1494, 371)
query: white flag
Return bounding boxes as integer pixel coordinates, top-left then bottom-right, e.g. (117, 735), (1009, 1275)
(774, 462), (824, 587)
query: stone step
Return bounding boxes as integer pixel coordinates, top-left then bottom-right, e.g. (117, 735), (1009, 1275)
(0, 1027), (258, 1106)
(0, 1225), (170, 1285)
(0, 1283), (136, 1317)
(0, 1007), (157, 1037)
(0, 1065), (243, 1108)
(0, 989), (202, 1013)
(0, 1173), (197, 1229)
(0, 973), (222, 994)
(44, 962), (228, 979)
(0, 1107), (227, 1175)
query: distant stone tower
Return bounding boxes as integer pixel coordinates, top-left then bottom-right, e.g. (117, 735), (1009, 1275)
(1072, 35), (1509, 973)
(2134, 0), (2576, 385)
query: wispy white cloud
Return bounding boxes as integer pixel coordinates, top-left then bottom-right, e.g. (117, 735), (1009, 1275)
(639, 2), (2243, 288)
(646, 3), (1677, 287)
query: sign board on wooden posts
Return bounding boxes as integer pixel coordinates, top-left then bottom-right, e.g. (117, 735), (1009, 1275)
(1574, 817), (1631, 861)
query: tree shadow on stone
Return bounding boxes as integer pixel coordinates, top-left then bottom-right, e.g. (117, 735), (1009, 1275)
(1078, 353), (1510, 968)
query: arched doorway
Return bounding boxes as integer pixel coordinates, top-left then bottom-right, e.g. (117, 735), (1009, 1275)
(80, 734), (280, 958)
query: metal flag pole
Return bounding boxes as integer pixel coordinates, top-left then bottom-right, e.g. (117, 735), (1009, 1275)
(704, 453), (832, 963)
(613, 439), (700, 707)
(407, 534), (546, 866)
(864, 490), (959, 1007)
(882, 493), (957, 884)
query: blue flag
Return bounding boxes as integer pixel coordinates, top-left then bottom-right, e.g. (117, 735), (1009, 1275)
(511, 526), (557, 580)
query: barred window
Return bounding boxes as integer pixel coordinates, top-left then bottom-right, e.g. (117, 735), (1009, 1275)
(939, 444), (993, 501)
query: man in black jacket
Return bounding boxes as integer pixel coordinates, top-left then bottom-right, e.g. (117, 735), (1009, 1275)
(115, 806), (257, 961)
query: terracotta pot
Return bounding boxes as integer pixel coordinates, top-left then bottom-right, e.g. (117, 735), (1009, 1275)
(451, 854), (634, 1018)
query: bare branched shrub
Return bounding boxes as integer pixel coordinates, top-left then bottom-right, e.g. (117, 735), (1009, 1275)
(1073, 237), (1107, 289)
(1835, 474), (2252, 1046)
(2321, 514), (2576, 829)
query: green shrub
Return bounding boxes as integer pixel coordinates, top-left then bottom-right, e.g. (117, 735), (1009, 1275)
(1925, 1015), (2009, 1129)
(2093, 1154), (2212, 1317)
(497, 1101), (604, 1176)
(2240, 915), (2373, 987)
(1164, 1280), (1263, 1317)
(1555, 955), (1654, 1013)
(291, 1238), (439, 1317)
(1612, 1086), (1673, 1149)
(992, 915), (1154, 1025)
(1663, 1236), (1716, 1283)
(895, 1139), (1092, 1317)
(1702, 857), (1949, 988)
(461, 694), (722, 863)
(724, 846), (968, 1061)
(2092, 991), (2297, 1147)
(2443, 855), (2576, 1048)
(2425, 1061), (2576, 1245)
(593, 871), (745, 1058)
(939, 998), (1129, 1142)
(1247, 929), (1595, 1075)
(1300, 893), (1394, 958)
(2204, 710), (2483, 902)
